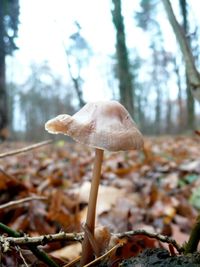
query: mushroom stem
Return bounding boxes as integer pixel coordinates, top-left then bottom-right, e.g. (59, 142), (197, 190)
(80, 148), (104, 266)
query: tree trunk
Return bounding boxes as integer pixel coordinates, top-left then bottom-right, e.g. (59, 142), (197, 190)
(179, 0), (195, 129)
(162, 0), (200, 102)
(173, 58), (185, 131)
(186, 77), (195, 129)
(155, 87), (162, 134)
(0, 0), (8, 137)
(112, 0), (134, 116)
(165, 92), (172, 133)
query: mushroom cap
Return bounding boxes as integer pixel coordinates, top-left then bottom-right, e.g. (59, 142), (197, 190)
(45, 101), (143, 151)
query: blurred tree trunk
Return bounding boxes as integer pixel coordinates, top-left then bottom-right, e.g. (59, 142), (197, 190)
(162, 0), (200, 129)
(112, 0), (134, 115)
(137, 93), (146, 131)
(179, 0), (195, 130)
(155, 87), (162, 134)
(0, 0), (19, 139)
(166, 92), (172, 133)
(0, 0), (8, 137)
(173, 58), (185, 130)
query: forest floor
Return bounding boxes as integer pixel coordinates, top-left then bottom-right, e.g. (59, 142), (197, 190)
(1, 135), (200, 266)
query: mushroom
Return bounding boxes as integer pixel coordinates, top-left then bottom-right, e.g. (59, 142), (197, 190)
(45, 100), (143, 266)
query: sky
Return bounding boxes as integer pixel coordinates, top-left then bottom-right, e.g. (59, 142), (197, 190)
(6, 0), (200, 103)
(6, 0), (155, 102)
(7, 0), (117, 101)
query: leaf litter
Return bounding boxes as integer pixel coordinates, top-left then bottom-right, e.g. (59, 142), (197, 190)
(0, 136), (200, 265)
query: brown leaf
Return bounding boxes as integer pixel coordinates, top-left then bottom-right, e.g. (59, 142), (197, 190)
(47, 189), (80, 230)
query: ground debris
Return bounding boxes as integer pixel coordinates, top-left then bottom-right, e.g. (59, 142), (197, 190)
(119, 248), (200, 267)
(1, 136), (200, 265)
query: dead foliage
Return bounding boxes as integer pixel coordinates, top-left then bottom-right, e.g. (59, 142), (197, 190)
(1, 136), (200, 265)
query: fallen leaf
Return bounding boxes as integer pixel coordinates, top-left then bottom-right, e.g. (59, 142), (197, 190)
(72, 181), (126, 215)
(51, 243), (81, 261)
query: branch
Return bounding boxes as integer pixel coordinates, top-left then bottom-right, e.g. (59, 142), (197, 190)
(64, 47), (85, 108)
(0, 223), (59, 267)
(0, 167), (19, 181)
(3, 232), (84, 246)
(162, 0), (200, 93)
(0, 196), (47, 210)
(115, 229), (183, 254)
(1, 228), (183, 254)
(0, 140), (53, 158)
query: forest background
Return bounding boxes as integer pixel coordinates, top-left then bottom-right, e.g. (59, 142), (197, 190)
(1, 0), (200, 141)
(2, 1), (200, 266)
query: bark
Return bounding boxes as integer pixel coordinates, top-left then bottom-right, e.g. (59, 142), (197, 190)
(112, 0), (134, 116)
(162, 0), (200, 101)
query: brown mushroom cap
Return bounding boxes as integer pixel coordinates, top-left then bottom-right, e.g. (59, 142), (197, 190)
(45, 101), (143, 151)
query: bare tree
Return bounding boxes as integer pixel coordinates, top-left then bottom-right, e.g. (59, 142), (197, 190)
(18, 64), (75, 141)
(64, 22), (92, 108)
(162, 0), (200, 103)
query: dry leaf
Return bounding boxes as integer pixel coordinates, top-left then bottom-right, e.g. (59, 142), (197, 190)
(51, 243), (82, 261)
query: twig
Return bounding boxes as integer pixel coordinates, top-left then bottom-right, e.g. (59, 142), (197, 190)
(0, 226), (184, 266)
(16, 246), (29, 267)
(0, 196), (47, 210)
(115, 229), (183, 254)
(63, 242), (123, 267)
(0, 140), (53, 158)
(0, 228), (183, 254)
(63, 256), (81, 267)
(0, 222), (59, 267)
(0, 167), (19, 181)
(83, 243), (123, 267)
(3, 232), (84, 246)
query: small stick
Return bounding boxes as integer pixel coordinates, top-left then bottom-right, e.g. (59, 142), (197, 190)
(0, 196), (47, 210)
(0, 222), (59, 267)
(16, 246), (29, 267)
(116, 229), (183, 254)
(0, 167), (17, 180)
(0, 140), (53, 158)
(63, 256), (81, 267)
(3, 232), (84, 246)
(83, 243), (123, 267)
(0, 228), (182, 254)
